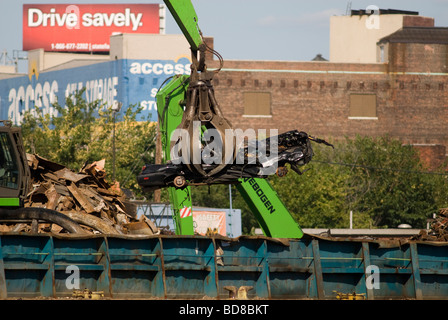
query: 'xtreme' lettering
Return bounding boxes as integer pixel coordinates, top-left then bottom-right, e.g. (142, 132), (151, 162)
(244, 178), (275, 214)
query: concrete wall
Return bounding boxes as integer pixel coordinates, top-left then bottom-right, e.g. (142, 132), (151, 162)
(109, 33), (191, 61)
(0, 65), (16, 73)
(330, 14), (434, 63)
(27, 49), (109, 72)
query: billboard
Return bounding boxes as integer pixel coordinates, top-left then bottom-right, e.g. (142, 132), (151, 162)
(23, 4), (160, 52)
(193, 211), (227, 236)
(0, 57), (192, 125)
(136, 204), (242, 238)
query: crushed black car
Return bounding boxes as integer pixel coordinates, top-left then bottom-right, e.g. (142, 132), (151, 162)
(137, 130), (333, 192)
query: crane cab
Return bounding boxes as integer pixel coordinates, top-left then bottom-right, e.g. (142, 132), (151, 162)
(0, 121), (30, 208)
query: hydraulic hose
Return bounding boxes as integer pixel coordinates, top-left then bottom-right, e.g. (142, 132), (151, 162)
(0, 207), (87, 234)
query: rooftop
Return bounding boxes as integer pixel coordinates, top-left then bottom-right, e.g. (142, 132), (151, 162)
(351, 8), (419, 16)
(379, 27), (448, 44)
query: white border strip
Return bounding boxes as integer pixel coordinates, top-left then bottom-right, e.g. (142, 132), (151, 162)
(348, 117), (378, 120)
(217, 68), (448, 77)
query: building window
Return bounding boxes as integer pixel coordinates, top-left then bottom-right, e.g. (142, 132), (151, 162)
(380, 45), (385, 63)
(349, 94), (377, 120)
(243, 92), (271, 117)
(0, 132), (19, 189)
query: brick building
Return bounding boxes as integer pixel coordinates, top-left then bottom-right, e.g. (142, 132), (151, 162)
(0, 8), (446, 168)
(206, 11), (448, 169)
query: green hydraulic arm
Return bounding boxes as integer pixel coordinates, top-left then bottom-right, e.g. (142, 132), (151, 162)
(236, 178), (303, 238)
(156, 74), (194, 235)
(163, 0), (202, 52)
(159, 0), (303, 238)
(156, 0), (205, 236)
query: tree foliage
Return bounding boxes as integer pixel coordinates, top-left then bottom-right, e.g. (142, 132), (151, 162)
(18, 93), (448, 232)
(336, 135), (442, 228)
(190, 135), (448, 232)
(20, 90), (156, 197)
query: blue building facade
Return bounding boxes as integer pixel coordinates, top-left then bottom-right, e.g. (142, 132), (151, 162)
(0, 57), (191, 124)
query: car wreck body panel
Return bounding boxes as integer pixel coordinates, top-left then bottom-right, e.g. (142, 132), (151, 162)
(137, 130), (333, 191)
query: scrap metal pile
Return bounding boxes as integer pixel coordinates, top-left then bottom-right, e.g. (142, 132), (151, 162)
(0, 154), (158, 236)
(413, 208), (448, 241)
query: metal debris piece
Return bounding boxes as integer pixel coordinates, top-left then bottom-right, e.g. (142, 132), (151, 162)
(0, 154), (158, 236)
(412, 208), (448, 241)
(72, 288), (104, 300)
(333, 291), (366, 300)
(224, 286), (253, 300)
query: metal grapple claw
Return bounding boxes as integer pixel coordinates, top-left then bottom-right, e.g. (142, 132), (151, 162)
(172, 71), (236, 177)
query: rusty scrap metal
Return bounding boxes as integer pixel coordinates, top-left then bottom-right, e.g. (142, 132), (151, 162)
(0, 154), (158, 236)
(223, 286), (253, 300)
(412, 208), (448, 241)
(333, 291), (366, 300)
(72, 288), (104, 300)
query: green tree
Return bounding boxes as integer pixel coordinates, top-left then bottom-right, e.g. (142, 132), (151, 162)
(20, 90), (156, 197)
(268, 143), (360, 229)
(168, 135), (444, 233)
(190, 184), (231, 209)
(336, 135), (438, 228)
(431, 171), (448, 211)
(22, 92), (442, 233)
(241, 135), (439, 232)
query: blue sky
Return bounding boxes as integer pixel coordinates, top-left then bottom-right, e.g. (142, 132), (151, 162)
(1, 0), (448, 71)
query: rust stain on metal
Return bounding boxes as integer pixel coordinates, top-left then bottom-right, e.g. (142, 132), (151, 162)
(0, 154), (159, 236)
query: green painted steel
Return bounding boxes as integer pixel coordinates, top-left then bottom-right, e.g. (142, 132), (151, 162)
(0, 198), (20, 207)
(1, 233), (448, 299)
(156, 75), (194, 235)
(155, 75), (304, 237)
(236, 178), (303, 238)
(155, 75), (189, 160)
(163, 0), (203, 51)
(156, 1), (303, 238)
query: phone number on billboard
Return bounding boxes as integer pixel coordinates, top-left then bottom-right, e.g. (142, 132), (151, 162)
(51, 43), (90, 50)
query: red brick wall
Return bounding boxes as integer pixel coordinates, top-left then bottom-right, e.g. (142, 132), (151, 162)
(388, 42), (448, 73)
(205, 45), (448, 169)
(414, 145), (447, 169)
(403, 16), (434, 27)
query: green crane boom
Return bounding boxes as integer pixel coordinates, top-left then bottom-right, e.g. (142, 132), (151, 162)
(163, 0), (203, 52)
(158, 0), (303, 238)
